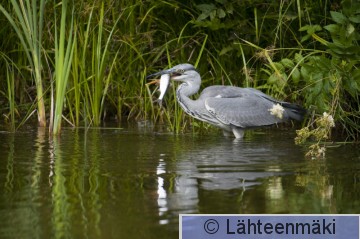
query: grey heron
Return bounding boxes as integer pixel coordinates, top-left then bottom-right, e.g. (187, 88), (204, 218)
(147, 63), (306, 138)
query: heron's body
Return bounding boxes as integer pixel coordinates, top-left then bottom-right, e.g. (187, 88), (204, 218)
(147, 64), (306, 138)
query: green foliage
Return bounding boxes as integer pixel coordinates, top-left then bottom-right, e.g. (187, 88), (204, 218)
(0, 0), (359, 141)
(193, 0), (234, 30)
(299, 25), (322, 42)
(247, 0), (360, 141)
(300, 1), (360, 140)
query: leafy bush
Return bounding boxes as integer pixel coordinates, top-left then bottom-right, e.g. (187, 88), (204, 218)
(259, 0), (360, 141)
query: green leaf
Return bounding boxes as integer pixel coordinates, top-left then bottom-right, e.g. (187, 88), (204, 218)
(294, 53), (303, 64)
(291, 68), (301, 84)
(299, 25), (310, 31)
(312, 81), (323, 96)
(315, 56), (331, 71)
(300, 65), (310, 81)
(196, 4), (216, 14)
(273, 62), (285, 72)
(300, 25), (321, 34)
(324, 24), (340, 34)
(219, 46), (233, 55)
(197, 13), (208, 21)
(330, 11), (348, 24)
(344, 79), (358, 97)
(301, 34), (311, 42)
(210, 9), (217, 21)
(280, 58), (295, 68)
(347, 23), (355, 35)
(276, 73), (287, 87)
(349, 15), (360, 23)
(268, 73), (278, 84)
(313, 25), (322, 32)
(217, 8), (226, 18)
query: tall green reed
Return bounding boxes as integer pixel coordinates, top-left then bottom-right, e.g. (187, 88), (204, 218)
(68, 2), (121, 127)
(66, 2), (95, 127)
(5, 63), (15, 131)
(51, 0), (76, 135)
(90, 2), (120, 126)
(0, 51), (18, 130)
(0, 0), (46, 126)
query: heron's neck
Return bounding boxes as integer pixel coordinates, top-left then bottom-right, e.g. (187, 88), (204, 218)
(176, 82), (200, 97)
(176, 82), (200, 114)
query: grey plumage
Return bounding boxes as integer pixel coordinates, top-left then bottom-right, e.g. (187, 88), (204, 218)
(147, 63), (306, 138)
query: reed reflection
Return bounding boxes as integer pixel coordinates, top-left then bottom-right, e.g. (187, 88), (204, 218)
(4, 133), (14, 193)
(48, 129), (104, 238)
(50, 136), (71, 239)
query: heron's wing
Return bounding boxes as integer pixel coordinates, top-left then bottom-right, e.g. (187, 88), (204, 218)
(204, 94), (284, 128)
(199, 86), (247, 99)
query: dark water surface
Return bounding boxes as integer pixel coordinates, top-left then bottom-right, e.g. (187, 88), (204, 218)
(0, 123), (359, 238)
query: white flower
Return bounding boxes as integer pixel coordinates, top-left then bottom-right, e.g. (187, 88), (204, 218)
(269, 103), (285, 119)
(322, 112), (335, 127)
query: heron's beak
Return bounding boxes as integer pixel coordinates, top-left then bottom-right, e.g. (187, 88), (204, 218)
(146, 68), (175, 80)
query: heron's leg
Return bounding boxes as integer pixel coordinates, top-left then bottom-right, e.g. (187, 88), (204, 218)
(232, 128), (245, 139)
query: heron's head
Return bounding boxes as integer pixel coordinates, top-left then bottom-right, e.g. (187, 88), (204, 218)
(146, 63), (200, 84)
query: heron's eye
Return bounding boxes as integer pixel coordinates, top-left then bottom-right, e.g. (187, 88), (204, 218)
(177, 69), (185, 74)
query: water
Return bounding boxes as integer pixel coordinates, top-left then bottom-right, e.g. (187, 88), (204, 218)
(0, 123), (359, 238)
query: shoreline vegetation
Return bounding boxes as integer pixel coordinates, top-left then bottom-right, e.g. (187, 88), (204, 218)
(0, 1), (359, 150)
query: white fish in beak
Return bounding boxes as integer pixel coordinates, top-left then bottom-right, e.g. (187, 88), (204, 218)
(157, 73), (170, 106)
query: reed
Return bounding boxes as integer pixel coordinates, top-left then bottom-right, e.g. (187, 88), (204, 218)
(67, 37), (81, 126)
(90, 2), (120, 126)
(66, 2), (122, 127)
(0, 51), (17, 130)
(0, 0), (46, 126)
(52, 0), (76, 135)
(5, 61), (15, 131)
(66, 2), (95, 127)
